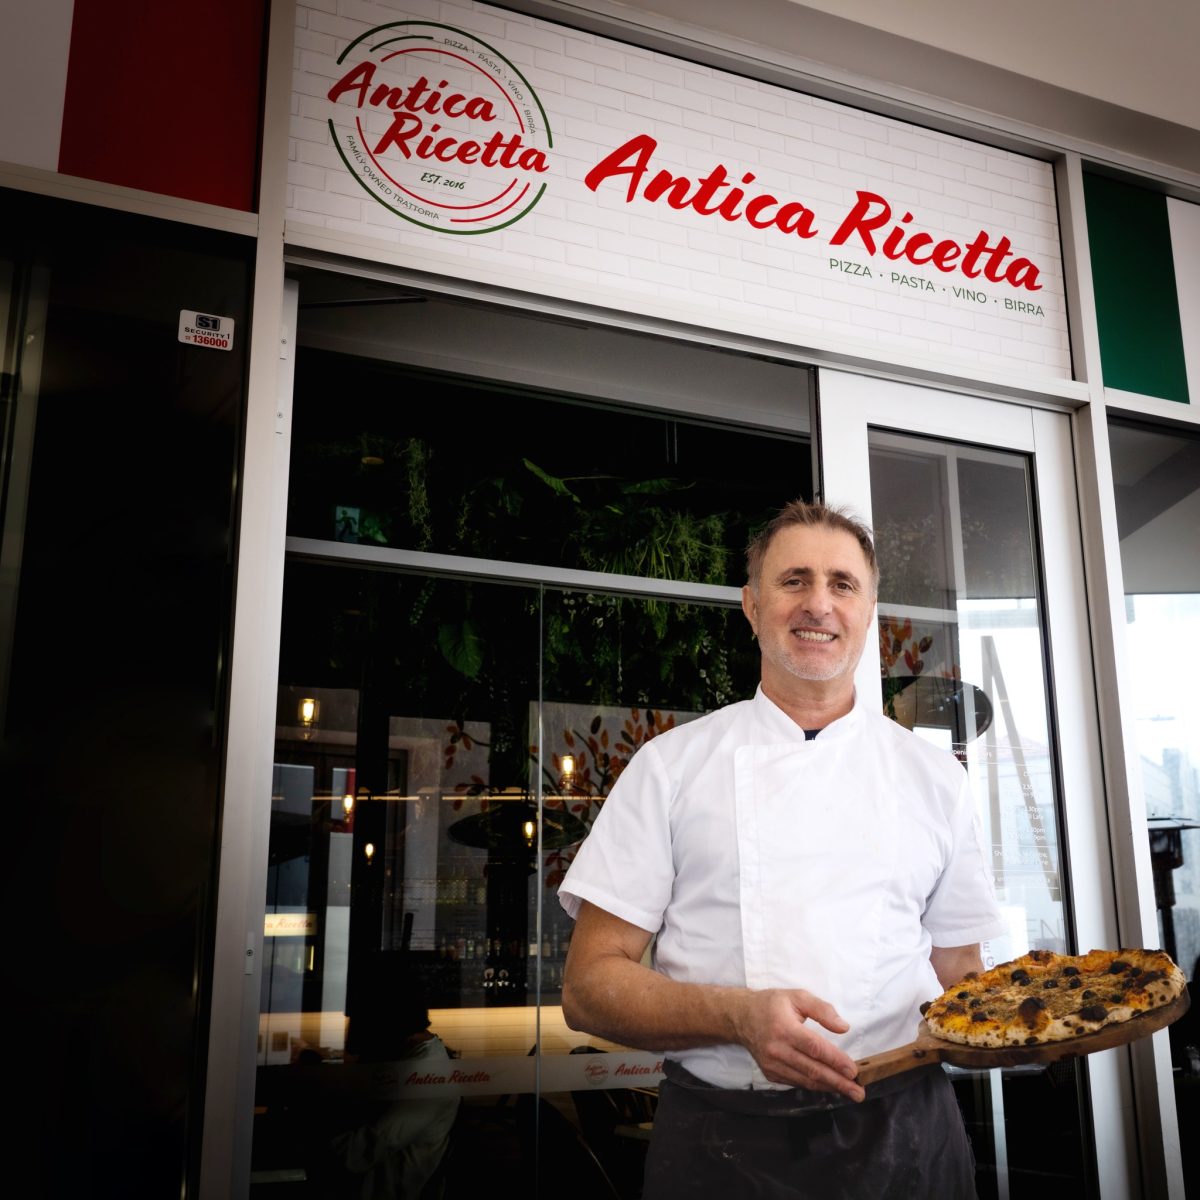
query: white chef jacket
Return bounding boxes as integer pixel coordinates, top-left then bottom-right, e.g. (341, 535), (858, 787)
(558, 685), (1007, 1090)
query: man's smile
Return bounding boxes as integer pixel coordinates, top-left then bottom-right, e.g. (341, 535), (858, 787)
(792, 629), (836, 642)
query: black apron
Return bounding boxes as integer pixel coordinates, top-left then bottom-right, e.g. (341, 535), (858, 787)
(642, 1060), (979, 1200)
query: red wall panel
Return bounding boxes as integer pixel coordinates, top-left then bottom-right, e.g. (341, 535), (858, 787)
(58, 0), (268, 211)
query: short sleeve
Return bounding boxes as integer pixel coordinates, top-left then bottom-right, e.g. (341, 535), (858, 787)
(922, 772), (1008, 947)
(557, 738), (676, 934)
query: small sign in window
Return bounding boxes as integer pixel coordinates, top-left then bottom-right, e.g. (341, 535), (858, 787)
(264, 912), (316, 937)
(178, 309), (235, 351)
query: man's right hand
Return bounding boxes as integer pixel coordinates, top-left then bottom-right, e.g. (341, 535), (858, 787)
(563, 902), (865, 1102)
(732, 988), (866, 1102)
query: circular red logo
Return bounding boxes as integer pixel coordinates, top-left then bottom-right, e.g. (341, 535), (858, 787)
(584, 1061), (609, 1085)
(326, 21), (553, 234)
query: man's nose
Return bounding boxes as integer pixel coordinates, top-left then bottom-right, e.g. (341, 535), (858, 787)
(801, 585), (835, 615)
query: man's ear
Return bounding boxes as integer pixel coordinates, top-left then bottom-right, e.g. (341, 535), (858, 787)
(741, 584), (758, 636)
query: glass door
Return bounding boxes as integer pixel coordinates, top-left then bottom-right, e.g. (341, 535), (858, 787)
(820, 371), (1129, 1199)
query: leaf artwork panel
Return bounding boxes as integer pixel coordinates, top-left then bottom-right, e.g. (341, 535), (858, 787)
(532, 699), (704, 887)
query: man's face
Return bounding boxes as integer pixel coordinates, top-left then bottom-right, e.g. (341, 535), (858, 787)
(741, 523), (876, 692)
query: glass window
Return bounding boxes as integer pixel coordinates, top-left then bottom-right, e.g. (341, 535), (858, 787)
(1108, 418), (1200, 1195)
(285, 355), (809, 589)
(252, 563), (764, 1194)
(0, 190), (251, 1198)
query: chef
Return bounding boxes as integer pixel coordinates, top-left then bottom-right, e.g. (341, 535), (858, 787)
(558, 499), (1007, 1199)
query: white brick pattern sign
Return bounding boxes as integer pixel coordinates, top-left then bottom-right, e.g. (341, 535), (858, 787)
(289, 0), (1071, 379)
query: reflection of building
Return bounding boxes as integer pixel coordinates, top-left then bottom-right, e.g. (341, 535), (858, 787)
(1144, 751), (1200, 975)
(972, 733), (1066, 952)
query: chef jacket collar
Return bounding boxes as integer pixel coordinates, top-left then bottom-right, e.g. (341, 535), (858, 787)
(751, 683), (865, 743)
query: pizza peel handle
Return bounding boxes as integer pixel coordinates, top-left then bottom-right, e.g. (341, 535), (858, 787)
(854, 1030), (953, 1086)
(854, 989), (1190, 1087)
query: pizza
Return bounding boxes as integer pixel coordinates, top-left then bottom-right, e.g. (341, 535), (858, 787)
(920, 947), (1186, 1048)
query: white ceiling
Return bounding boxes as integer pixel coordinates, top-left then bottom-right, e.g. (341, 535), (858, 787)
(789, 0), (1200, 130)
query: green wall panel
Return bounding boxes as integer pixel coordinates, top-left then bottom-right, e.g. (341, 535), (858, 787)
(1084, 172), (1189, 404)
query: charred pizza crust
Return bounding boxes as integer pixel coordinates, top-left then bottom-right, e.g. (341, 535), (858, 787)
(921, 948), (1185, 1048)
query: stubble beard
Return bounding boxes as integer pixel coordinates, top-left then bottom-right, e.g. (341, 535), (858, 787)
(760, 631), (851, 683)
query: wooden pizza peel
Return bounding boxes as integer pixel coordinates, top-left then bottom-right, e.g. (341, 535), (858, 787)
(854, 989), (1191, 1085)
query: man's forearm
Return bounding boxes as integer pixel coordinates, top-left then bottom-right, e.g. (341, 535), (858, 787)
(562, 948), (865, 1100)
(929, 943), (983, 990)
(562, 952), (750, 1051)
(559, 900), (864, 1099)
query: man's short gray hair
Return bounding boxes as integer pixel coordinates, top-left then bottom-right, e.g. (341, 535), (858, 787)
(745, 499), (879, 593)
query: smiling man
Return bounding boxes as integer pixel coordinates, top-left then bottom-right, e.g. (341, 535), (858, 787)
(743, 511), (877, 700)
(558, 499), (1006, 1199)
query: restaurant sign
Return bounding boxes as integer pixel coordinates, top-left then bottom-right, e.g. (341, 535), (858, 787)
(293, 2), (1070, 377)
